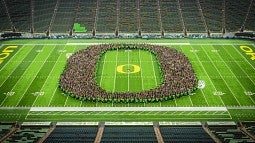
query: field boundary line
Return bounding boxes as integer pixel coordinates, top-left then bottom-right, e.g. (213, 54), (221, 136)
(15, 45), (56, 106)
(30, 107), (228, 112)
(200, 46), (241, 106)
(99, 50), (107, 87)
(128, 48), (130, 91)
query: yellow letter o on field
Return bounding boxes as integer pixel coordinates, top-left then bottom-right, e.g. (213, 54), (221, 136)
(117, 64), (141, 74)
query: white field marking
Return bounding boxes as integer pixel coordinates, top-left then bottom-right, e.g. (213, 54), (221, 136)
(0, 45), (28, 88)
(128, 49), (130, 91)
(150, 52), (158, 86)
(15, 46), (56, 106)
(179, 47), (195, 106)
(48, 45), (76, 107)
(0, 45), (37, 106)
(190, 45), (225, 106)
(200, 46), (241, 106)
(231, 45), (255, 71)
(99, 52), (107, 87)
(112, 49), (119, 92)
(0, 45), (25, 72)
(138, 49), (144, 90)
(30, 107), (228, 112)
(32, 45), (65, 107)
(220, 45), (255, 104)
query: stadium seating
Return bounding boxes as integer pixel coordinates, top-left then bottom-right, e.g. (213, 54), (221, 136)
(243, 122), (255, 136)
(101, 126), (158, 143)
(0, 1), (12, 32)
(96, 0), (117, 33)
(0, 124), (13, 139)
(180, 0), (206, 33)
(75, 1), (97, 33)
(160, 0), (183, 33)
(4, 0), (31, 32)
(140, 0), (161, 33)
(119, 0), (138, 33)
(199, 0), (223, 33)
(160, 126), (214, 142)
(44, 126), (98, 143)
(208, 125), (254, 143)
(225, 0), (250, 32)
(34, 0), (57, 33)
(4, 126), (48, 143)
(51, 0), (77, 33)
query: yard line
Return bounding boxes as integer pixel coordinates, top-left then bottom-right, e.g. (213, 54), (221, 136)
(0, 45), (36, 106)
(99, 51), (107, 87)
(112, 48), (119, 92)
(216, 45), (255, 104)
(190, 45), (225, 106)
(150, 53), (158, 86)
(48, 45), (76, 107)
(138, 49), (144, 90)
(15, 45), (56, 106)
(31, 45), (65, 107)
(200, 46), (241, 106)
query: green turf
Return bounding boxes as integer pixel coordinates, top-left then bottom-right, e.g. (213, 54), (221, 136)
(0, 39), (254, 122)
(95, 49), (163, 92)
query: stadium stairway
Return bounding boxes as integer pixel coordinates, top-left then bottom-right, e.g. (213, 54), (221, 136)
(94, 122), (105, 143)
(238, 122), (255, 141)
(202, 123), (222, 143)
(37, 123), (56, 143)
(0, 123), (19, 143)
(153, 122), (164, 143)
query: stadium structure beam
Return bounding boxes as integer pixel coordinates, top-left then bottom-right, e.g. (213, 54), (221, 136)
(47, 0), (60, 36)
(196, 0), (210, 37)
(30, 0), (34, 34)
(93, 0), (100, 37)
(222, 0), (226, 34)
(176, 0), (187, 37)
(157, 0), (164, 37)
(240, 0), (254, 32)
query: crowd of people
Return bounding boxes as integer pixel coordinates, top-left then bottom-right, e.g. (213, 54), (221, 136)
(59, 44), (198, 102)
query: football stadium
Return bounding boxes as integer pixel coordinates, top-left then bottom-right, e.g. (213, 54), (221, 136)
(0, 0), (255, 142)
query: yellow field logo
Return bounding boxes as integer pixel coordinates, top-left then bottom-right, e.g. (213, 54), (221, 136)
(117, 64), (141, 74)
(0, 46), (18, 64)
(240, 46), (255, 61)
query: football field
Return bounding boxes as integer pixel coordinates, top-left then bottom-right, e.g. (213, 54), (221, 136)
(95, 49), (163, 92)
(0, 39), (254, 122)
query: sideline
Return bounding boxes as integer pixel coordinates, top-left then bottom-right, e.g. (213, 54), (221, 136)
(29, 107), (228, 112)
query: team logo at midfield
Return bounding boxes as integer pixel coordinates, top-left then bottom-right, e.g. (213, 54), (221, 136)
(117, 64), (141, 74)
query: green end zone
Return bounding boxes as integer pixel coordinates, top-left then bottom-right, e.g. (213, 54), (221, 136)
(95, 49), (163, 92)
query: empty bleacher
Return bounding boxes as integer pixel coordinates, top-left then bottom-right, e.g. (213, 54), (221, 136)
(5, 0), (31, 32)
(33, 0), (57, 33)
(101, 126), (158, 143)
(75, 0), (97, 33)
(51, 0), (78, 33)
(160, 126), (214, 142)
(140, 0), (161, 33)
(243, 122), (255, 136)
(0, 1), (12, 32)
(225, 0), (250, 32)
(208, 125), (254, 143)
(160, 0), (183, 33)
(199, 0), (223, 33)
(119, 0), (138, 33)
(180, 0), (206, 33)
(96, 0), (117, 33)
(244, 1), (255, 31)
(0, 124), (13, 139)
(44, 126), (98, 143)
(4, 126), (48, 143)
